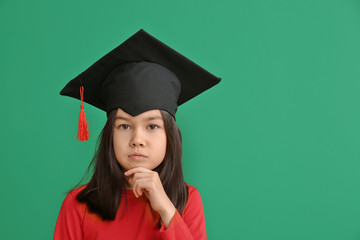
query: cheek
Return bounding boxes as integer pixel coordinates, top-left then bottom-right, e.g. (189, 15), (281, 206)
(113, 132), (126, 156)
(158, 132), (167, 155)
(113, 138), (120, 157)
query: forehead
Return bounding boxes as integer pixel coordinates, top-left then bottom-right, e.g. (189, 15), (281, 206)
(115, 108), (163, 121)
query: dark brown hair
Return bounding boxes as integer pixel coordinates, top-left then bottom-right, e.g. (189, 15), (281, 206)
(74, 109), (188, 221)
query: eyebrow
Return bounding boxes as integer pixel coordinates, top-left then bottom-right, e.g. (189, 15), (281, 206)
(115, 116), (163, 121)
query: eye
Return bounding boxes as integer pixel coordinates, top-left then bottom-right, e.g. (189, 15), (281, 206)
(119, 124), (130, 130)
(148, 124), (159, 130)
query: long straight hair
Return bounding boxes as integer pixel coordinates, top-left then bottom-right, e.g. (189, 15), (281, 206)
(75, 109), (188, 221)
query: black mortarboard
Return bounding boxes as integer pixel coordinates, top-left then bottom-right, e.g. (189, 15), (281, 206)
(60, 29), (221, 141)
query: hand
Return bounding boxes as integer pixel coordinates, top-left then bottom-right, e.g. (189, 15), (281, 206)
(124, 167), (176, 227)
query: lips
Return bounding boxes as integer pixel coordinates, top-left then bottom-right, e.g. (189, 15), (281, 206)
(129, 153), (148, 160)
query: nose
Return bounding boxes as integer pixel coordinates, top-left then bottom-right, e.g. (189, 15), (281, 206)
(130, 129), (145, 147)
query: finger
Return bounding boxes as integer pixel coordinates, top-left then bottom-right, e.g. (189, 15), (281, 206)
(133, 178), (152, 197)
(124, 167), (152, 176)
(133, 182), (142, 198)
(132, 179), (141, 197)
(134, 187), (141, 198)
(133, 177), (153, 198)
(135, 180), (157, 197)
(129, 172), (154, 192)
(131, 172), (153, 183)
(128, 177), (133, 187)
(131, 173), (160, 193)
(128, 178), (141, 198)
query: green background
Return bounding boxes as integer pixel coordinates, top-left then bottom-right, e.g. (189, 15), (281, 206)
(1, 0), (360, 239)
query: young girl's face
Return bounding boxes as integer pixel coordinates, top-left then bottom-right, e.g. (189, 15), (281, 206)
(113, 108), (167, 171)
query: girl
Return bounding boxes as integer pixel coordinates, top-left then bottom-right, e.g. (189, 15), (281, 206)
(54, 29), (221, 240)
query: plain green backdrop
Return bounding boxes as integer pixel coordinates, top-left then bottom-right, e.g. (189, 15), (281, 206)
(1, 0), (360, 239)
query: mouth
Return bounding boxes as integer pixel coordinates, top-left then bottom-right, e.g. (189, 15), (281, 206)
(129, 153), (148, 160)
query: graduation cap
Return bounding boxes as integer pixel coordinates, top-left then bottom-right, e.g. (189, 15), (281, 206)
(60, 29), (221, 141)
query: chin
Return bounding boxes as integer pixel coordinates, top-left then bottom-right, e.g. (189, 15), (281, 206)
(129, 164), (149, 170)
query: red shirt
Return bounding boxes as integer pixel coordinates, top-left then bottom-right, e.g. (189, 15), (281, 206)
(54, 184), (207, 239)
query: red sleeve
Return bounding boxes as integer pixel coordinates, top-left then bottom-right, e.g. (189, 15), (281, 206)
(159, 186), (207, 240)
(54, 191), (84, 240)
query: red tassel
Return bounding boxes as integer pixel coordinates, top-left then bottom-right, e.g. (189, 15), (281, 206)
(77, 86), (92, 141)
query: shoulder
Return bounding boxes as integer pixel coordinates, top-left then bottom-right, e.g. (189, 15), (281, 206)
(185, 183), (201, 198)
(70, 185), (87, 196)
(183, 184), (204, 212)
(180, 184), (206, 226)
(60, 185), (87, 213)
(55, 186), (88, 236)
(64, 185), (87, 202)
